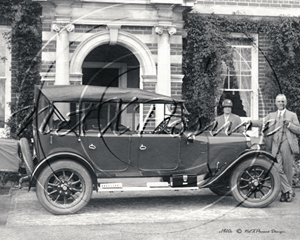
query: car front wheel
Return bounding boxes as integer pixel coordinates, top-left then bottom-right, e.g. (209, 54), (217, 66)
(36, 160), (93, 215)
(230, 158), (280, 208)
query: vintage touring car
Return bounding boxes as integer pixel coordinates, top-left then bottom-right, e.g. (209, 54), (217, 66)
(7, 85), (282, 214)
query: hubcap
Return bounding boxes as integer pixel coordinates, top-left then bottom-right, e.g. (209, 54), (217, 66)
(252, 179), (260, 187)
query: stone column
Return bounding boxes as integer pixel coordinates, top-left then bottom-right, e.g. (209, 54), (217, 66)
(155, 26), (176, 125)
(52, 24), (74, 120)
(155, 26), (176, 97)
(52, 23), (74, 85)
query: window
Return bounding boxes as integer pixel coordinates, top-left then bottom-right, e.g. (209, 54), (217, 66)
(0, 26), (11, 134)
(0, 78), (5, 128)
(219, 34), (258, 121)
(83, 102), (138, 133)
(140, 103), (184, 134)
(52, 102), (79, 133)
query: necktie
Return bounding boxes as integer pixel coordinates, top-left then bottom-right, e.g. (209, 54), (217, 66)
(278, 112), (282, 119)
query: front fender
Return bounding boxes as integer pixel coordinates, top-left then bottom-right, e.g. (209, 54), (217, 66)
(201, 149), (277, 188)
(29, 152), (98, 191)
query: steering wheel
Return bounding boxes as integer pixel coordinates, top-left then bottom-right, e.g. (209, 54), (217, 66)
(152, 117), (170, 134)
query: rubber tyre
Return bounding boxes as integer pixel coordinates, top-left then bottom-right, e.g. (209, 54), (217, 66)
(19, 138), (34, 175)
(230, 158), (280, 208)
(36, 160), (93, 215)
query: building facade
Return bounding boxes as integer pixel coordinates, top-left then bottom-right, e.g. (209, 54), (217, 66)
(193, 0), (300, 121)
(1, 0), (300, 135)
(33, 0), (194, 97)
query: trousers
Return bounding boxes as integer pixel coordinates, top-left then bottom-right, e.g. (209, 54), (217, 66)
(272, 138), (293, 193)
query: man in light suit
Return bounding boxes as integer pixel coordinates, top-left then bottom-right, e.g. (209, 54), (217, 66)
(252, 94), (300, 202)
(215, 99), (244, 133)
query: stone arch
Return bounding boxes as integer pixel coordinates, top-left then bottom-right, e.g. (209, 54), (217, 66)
(69, 30), (156, 82)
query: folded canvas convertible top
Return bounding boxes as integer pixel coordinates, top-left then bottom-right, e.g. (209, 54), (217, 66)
(35, 85), (185, 104)
(0, 138), (21, 172)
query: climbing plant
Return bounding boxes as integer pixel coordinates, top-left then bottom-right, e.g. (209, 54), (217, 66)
(183, 13), (300, 125)
(182, 13), (234, 126)
(0, 0), (41, 139)
(263, 17), (300, 118)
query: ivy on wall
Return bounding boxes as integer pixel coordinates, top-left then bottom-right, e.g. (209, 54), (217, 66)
(183, 13), (300, 124)
(182, 13), (234, 126)
(0, 0), (41, 139)
(264, 17), (300, 118)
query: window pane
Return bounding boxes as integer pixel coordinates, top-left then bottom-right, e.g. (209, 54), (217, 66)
(140, 103), (182, 134)
(223, 76), (229, 89)
(83, 102), (117, 131)
(229, 76), (239, 89)
(141, 104), (156, 132)
(122, 103), (138, 131)
(0, 78), (5, 128)
(0, 36), (6, 77)
(233, 49), (241, 60)
(241, 62), (251, 71)
(241, 48), (252, 61)
(53, 102), (79, 131)
(240, 91), (251, 117)
(233, 62), (240, 72)
(83, 102), (138, 133)
(0, 59), (5, 77)
(241, 76), (252, 89)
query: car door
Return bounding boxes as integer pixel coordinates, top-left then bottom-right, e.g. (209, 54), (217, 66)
(83, 133), (131, 171)
(133, 134), (181, 171)
(81, 102), (131, 171)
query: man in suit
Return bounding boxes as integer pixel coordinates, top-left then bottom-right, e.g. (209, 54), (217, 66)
(215, 99), (244, 133)
(252, 94), (300, 202)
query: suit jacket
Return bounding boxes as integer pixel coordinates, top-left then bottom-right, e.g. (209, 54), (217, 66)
(252, 109), (300, 154)
(215, 113), (243, 133)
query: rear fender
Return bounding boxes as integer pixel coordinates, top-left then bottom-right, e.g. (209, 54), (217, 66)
(201, 149), (277, 188)
(30, 152), (98, 191)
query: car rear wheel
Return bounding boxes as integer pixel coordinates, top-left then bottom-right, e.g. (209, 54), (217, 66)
(19, 138), (34, 175)
(36, 160), (93, 215)
(230, 158), (280, 208)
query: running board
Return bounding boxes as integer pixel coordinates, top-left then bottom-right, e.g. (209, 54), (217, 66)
(97, 182), (199, 192)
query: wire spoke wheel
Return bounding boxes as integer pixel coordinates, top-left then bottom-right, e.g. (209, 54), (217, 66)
(46, 170), (84, 206)
(237, 166), (272, 200)
(36, 160), (92, 215)
(230, 158), (280, 208)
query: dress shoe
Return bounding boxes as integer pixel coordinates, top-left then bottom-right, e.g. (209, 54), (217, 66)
(286, 192), (293, 202)
(279, 193), (286, 202)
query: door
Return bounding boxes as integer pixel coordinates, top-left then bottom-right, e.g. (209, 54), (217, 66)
(81, 101), (131, 172)
(83, 133), (131, 172)
(134, 134), (181, 171)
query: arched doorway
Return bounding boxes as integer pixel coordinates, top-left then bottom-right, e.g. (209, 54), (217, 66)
(82, 44), (140, 129)
(69, 31), (156, 85)
(82, 44), (139, 88)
